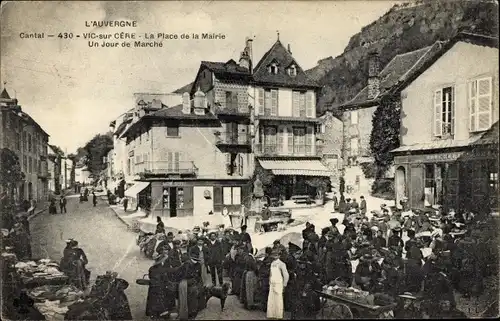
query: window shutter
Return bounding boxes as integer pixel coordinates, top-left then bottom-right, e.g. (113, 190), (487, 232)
(232, 187), (241, 205)
(258, 88), (264, 115)
(306, 126), (314, 155)
(271, 89), (278, 116)
(287, 127), (293, 155)
(450, 87), (455, 135)
(278, 127), (284, 153)
(477, 77), (492, 131)
(299, 93), (306, 117)
(469, 81), (477, 132)
(434, 89), (443, 136)
(264, 90), (272, 116)
(223, 187), (232, 205)
(306, 92), (314, 117)
(238, 155), (244, 176)
(167, 152), (173, 172)
(292, 91), (300, 117)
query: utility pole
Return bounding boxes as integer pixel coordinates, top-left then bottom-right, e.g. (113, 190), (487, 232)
(64, 148), (68, 191)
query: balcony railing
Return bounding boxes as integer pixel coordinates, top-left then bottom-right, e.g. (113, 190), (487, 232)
(138, 161), (198, 176)
(215, 132), (251, 146)
(213, 105), (250, 117)
(254, 144), (316, 157)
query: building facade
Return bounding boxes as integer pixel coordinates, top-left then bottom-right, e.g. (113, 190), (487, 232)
(316, 110), (344, 186)
(1, 88), (49, 202)
(249, 39), (330, 199)
(391, 33), (499, 214)
(47, 145), (62, 195)
(338, 42), (445, 194)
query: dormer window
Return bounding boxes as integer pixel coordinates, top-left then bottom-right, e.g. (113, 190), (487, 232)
(268, 63), (278, 75)
(288, 65), (297, 77)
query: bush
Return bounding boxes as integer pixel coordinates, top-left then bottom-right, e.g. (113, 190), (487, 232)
(360, 162), (377, 179)
(371, 178), (394, 200)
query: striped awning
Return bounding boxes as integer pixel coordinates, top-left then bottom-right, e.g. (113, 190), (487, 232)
(258, 159), (332, 177)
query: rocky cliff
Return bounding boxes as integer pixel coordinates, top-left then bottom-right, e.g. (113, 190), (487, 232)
(307, 0), (499, 116)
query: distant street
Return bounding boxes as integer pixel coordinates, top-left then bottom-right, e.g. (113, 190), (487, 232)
(29, 194), (267, 320)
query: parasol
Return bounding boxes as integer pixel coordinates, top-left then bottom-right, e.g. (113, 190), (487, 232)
(279, 232), (303, 249)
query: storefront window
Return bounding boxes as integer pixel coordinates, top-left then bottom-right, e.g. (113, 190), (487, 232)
(424, 164), (435, 206)
(424, 163), (446, 206)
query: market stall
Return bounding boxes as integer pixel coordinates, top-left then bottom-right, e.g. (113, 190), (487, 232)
(316, 285), (396, 319)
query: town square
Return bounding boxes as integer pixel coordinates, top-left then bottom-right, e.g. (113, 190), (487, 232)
(0, 0), (498, 320)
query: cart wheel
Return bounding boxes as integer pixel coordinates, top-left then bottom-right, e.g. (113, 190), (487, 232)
(178, 279), (189, 321)
(317, 302), (353, 319)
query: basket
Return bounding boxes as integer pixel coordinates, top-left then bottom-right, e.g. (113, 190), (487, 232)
(135, 274), (150, 286)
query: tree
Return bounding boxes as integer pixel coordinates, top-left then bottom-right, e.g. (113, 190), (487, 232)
(370, 95), (401, 179)
(0, 148), (24, 196)
(50, 145), (65, 156)
(74, 133), (113, 176)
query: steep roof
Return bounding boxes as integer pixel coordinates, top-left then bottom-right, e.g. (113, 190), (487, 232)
(0, 88), (11, 99)
(341, 41), (445, 109)
(201, 60), (252, 80)
(173, 82), (194, 94)
(252, 40), (320, 88)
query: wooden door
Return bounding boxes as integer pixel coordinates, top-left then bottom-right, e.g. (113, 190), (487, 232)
(410, 165), (424, 209)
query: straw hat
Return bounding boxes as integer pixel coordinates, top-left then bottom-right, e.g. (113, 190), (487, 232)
(399, 292), (417, 300)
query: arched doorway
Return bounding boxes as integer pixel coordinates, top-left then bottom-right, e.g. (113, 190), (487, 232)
(395, 166), (406, 209)
(28, 182), (33, 201)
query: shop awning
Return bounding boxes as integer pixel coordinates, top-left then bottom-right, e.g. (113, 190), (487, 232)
(124, 181), (150, 198)
(258, 159), (332, 177)
(390, 136), (481, 153)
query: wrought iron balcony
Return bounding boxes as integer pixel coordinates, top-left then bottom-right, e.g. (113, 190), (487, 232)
(215, 132), (251, 146)
(138, 161), (198, 176)
(254, 144), (316, 157)
(213, 104), (250, 118)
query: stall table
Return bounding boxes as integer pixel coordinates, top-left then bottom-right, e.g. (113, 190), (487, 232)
(315, 290), (397, 319)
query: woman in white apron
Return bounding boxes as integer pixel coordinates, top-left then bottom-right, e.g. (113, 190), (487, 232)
(267, 249), (289, 320)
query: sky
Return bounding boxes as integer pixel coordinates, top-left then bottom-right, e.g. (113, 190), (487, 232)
(0, 0), (400, 154)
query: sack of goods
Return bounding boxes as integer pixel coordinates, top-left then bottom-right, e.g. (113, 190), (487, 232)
(15, 259), (65, 278)
(29, 284), (84, 302)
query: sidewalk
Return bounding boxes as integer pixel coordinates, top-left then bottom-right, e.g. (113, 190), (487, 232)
(26, 203), (48, 222)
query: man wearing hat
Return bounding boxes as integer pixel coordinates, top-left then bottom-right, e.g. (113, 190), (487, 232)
(240, 225), (253, 254)
(206, 232), (224, 286)
(359, 196), (367, 215)
(395, 292), (424, 318)
(329, 218), (339, 235)
(188, 237), (211, 286)
(388, 226), (404, 257)
(354, 253), (381, 292)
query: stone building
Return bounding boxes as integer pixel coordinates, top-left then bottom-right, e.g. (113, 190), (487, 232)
(391, 32), (499, 213)
(316, 110), (343, 186)
(0, 87), (49, 203)
(338, 41), (445, 194)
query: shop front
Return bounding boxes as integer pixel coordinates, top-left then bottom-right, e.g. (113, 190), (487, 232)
(257, 158), (332, 199)
(148, 179), (250, 218)
(393, 147), (498, 214)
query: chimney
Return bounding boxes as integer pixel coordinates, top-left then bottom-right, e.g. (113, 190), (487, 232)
(193, 87), (206, 115)
(239, 50), (250, 71)
(367, 51), (380, 100)
(246, 37), (253, 73)
(182, 92), (190, 114)
(287, 44), (292, 54)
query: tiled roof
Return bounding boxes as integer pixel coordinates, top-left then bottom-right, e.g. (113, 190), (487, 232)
(120, 105), (217, 139)
(474, 121), (499, 145)
(200, 60), (252, 80)
(252, 40), (320, 88)
(173, 82), (194, 94)
(150, 104), (217, 120)
(342, 41), (445, 108)
(391, 135), (485, 153)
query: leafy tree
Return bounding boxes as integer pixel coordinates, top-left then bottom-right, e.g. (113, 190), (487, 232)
(305, 177), (331, 200)
(73, 133), (113, 176)
(50, 145), (65, 156)
(370, 95), (401, 179)
(0, 148), (24, 196)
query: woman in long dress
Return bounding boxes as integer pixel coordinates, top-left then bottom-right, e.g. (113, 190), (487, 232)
(267, 249), (289, 320)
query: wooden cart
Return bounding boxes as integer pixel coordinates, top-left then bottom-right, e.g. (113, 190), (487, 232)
(315, 290), (397, 319)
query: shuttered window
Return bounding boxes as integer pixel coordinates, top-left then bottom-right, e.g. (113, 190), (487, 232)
(306, 126), (314, 155)
(292, 91), (300, 117)
(287, 127), (293, 155)
(293, 127), (306, 154)
(238, 155), (244, 176)
(299, 92), (306, 117)
(434, 89), (443, 136)
(469, 77), (493, 132)
(258, 88), (264, 115)
(277, 127), (285, 153)
(271, 89), (278, 116)
(306, 91), (314, 118)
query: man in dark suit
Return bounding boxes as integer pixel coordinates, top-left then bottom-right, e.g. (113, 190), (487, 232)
(156, 232), (175, 256)
(359, 196), (367, 216)
(240, 225), (252, 253)
(206, 232), (224, 286)
(189, 237), (210, 285)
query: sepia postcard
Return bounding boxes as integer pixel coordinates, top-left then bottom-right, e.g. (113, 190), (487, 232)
(0, 0), (498, 320)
